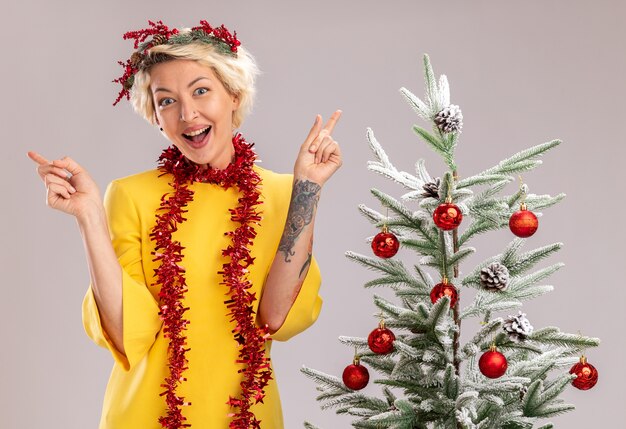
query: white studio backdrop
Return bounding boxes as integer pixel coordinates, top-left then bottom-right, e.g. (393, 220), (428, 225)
(2, 1), (624, 428)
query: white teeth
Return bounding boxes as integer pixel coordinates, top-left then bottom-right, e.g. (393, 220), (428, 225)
(184, 126), (211, 137)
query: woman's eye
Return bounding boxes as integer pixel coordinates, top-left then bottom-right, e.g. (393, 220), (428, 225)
(194, 87), (209, 96)
(159, 98), (175, 107)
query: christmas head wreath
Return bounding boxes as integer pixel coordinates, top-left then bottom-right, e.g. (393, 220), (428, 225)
(113, 20), (241, 105)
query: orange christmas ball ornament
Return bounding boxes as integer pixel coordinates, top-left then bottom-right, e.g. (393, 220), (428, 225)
(570, 355), (598, 390)
(509, 203), (538, 238)
(479, 345), (508, 379)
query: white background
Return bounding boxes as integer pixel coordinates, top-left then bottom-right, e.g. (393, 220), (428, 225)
(3, 1), (624, 427)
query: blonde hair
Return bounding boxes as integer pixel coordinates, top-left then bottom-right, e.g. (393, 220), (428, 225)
(130, 34), (259, 129)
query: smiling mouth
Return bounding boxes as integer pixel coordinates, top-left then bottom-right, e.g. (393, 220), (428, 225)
(182, 126), (212, 143)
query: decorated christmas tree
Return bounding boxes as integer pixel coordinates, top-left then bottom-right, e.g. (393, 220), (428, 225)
(301, 55), (600, 429)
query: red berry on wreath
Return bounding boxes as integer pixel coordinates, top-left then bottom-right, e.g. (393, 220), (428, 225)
(433, 198), (463, 230)
(430, 278), (458, 308)
(509, 203), (538, 238)
(371, 226), (400, 258)
(569, 355), (598, 390)
(479, 345), (508, 379)
(342, 355), (369, 390)
(368, 320), (396, 354)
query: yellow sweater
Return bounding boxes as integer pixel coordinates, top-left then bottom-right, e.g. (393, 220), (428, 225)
(82, 165), (322, 429)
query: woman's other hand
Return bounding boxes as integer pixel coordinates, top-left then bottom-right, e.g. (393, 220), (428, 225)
(293, 110), (343, 186)
(28, 151), (103, 221)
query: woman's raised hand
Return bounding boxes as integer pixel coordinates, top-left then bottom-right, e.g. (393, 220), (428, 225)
(293, 110), (343, 186)
(28, 152), (103, 220)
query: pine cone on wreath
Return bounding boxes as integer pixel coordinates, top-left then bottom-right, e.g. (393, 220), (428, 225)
(123, 75), (135, 91)
(421, 178), (441, 199)
(130, 52), (144, 67)
(152, 34), (169, 46)
(434, 104), (463, 134)
(480, 262), (510, 291)
(503, 311), (534, 343)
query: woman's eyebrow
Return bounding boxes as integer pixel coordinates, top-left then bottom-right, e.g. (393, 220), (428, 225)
(188, 76), (210, 87)
(153, 77), (211, 94)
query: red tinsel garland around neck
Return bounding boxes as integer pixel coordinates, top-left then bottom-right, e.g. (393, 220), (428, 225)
(151, 133), (271, 429)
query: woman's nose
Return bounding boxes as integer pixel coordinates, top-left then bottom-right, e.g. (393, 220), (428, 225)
(179, 98), (198, 122)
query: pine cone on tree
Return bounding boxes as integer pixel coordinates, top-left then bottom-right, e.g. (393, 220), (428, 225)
(480, 262), (510, 291)
(434, 104), (463, 134)
(421, 178), (441, 199)
(503, 311), (534, 343)
(519, 385), (528, 401)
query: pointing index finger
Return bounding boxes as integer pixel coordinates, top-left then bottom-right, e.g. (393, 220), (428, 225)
(27, 151), (51, 166)
(322, 110), (342, 134)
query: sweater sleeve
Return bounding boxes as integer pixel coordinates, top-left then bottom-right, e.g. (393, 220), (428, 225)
(81, 180), (163, 371)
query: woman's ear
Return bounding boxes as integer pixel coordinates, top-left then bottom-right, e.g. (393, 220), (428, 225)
(232, 94), (240, 111)
(154, 114), (163, 131)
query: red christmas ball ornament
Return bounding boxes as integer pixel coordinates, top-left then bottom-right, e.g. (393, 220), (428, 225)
(479, 345), (508, 379)
(371, 226), (400, 258)
(368, 320), (396, 354)
(570, 356), (598, 390)
(509, 203), (539, 238)
(342, 355), (369, 390)
(433, 199), (463, 230)
(430, 278), (458, 308)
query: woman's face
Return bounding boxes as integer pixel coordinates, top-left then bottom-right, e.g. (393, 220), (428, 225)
(150, 59), (240, 169)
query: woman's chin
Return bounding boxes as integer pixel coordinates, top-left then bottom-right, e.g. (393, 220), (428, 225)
(185, 154), (210, 168)
(183, 151), (228, 170)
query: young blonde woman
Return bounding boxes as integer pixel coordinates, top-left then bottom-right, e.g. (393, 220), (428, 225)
(28, 20), (342, 429)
